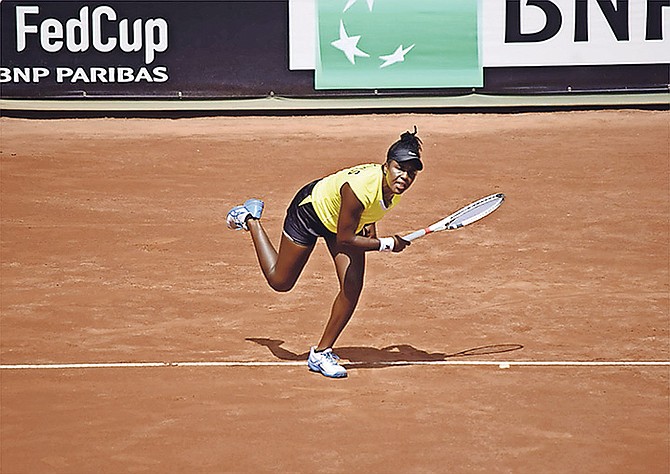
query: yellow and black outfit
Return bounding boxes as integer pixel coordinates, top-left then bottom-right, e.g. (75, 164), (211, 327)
(283, 164), (401, 246)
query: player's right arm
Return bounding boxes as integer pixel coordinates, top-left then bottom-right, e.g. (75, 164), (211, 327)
(336, 183), (409, 253)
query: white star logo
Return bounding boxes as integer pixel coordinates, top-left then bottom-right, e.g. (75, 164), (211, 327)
(343, 0), (374, 12)
(379, 44), (415, 68)
(331, 20), (370, 65)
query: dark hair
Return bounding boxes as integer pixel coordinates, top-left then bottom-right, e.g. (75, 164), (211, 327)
(386, 126), (423, 169)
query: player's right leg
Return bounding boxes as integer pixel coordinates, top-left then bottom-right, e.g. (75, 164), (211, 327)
(246, 220), (314, 292)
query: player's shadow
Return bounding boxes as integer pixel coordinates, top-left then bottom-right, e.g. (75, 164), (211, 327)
(245, 338), (523, 369)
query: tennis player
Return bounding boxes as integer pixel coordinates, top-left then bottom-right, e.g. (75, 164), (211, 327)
(226, 127), (423, 378)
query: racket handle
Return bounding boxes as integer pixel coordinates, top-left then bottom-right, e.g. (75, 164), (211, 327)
(402, 229), (427, 242)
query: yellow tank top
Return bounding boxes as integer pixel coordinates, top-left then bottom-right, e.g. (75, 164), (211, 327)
(301, 163), (400, 234)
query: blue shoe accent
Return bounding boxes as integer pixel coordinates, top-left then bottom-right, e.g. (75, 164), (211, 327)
(244, 198), (264, 220)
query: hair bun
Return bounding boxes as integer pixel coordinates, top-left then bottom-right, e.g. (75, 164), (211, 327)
(400, 125), (418, 142)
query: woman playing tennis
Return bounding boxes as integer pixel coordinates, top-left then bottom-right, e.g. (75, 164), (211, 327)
(226, 127), (423, 378)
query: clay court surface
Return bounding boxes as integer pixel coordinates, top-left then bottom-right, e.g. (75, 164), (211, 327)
(0, 110), (668, 473)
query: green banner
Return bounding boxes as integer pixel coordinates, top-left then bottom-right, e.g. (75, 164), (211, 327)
(315, 0), (483, 90)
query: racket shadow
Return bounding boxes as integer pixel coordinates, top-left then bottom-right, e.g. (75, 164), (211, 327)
(245, 338), (523, 369)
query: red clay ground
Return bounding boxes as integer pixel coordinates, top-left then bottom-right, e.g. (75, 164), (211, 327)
(1, 110), (668, 473)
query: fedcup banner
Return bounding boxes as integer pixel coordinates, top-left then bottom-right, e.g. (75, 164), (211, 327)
(2, 0), (668, 99)
(315, 0), (483, 89)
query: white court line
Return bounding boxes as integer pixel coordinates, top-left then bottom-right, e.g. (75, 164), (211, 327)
(1, 360), (669, 370)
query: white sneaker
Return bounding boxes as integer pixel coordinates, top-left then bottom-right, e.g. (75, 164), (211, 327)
(308, 347), (347, 378)
(226, 205), (251, 231)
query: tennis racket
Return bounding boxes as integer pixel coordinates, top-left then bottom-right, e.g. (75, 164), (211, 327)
(402, 193), (505, 242)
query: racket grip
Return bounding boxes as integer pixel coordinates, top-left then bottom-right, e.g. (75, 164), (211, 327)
(402, 229), (427, 242)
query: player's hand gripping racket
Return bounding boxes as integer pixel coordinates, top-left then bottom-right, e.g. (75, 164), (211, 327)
(402, 193), (505, 242)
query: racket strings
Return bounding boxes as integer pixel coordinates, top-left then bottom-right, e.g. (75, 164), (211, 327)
(449, 195), (504, 228)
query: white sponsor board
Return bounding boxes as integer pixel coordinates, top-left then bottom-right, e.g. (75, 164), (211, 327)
(289, 0), (317, 70)
(482, 0), (670, 66)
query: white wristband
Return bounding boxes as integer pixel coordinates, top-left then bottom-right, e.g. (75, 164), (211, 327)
(378, 237), (395, 252)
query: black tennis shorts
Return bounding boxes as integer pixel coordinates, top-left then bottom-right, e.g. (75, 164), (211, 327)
(283, 180), (335, 247)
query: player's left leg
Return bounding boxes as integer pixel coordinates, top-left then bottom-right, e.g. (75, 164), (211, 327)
(314, 236), (366, 351)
